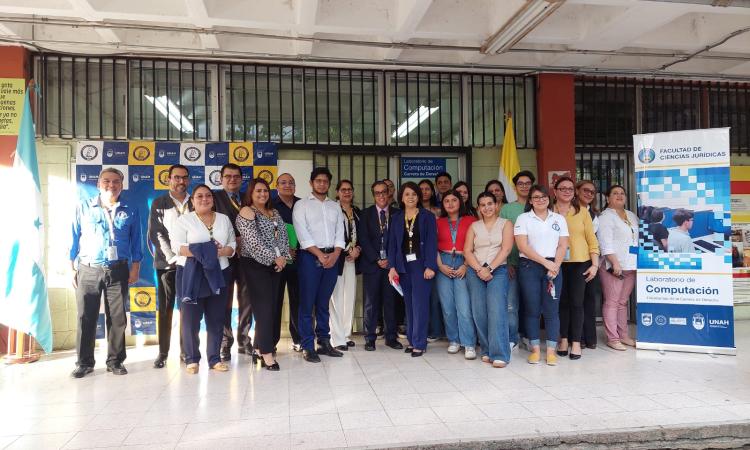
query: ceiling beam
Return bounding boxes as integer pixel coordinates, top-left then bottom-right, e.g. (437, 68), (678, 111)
(383, 0), (433, 60)
(66, 0), (121, 43)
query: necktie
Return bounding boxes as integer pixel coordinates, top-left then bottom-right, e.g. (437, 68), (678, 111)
(379, 209), (387, 234)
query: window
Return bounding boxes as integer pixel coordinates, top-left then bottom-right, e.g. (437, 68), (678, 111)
(468, 75), (535, 149)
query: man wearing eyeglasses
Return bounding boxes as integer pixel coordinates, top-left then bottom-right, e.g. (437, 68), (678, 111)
(213, 163), (253, 361)
(667, 209), (695, 254)
(272, 173), (302, 352)
(148, 164), (191, 369)
(359, 180), (403, 351)
(500, 170), (536, 351)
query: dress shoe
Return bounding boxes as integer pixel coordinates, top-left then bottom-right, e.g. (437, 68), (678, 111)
(291, 343), (302, 352)
(317, 341), (343, 357)
(364, 340), (376, 351)
(347, 340), (355, 347)
(335, 345), (348, 351)
(404, 346), (414, 354)
(153, 355), (167, 369)
(621, 338), (636, 347)
(303, 349), (321, 363)
(261, 359), (280, 371)
(585, 343), (597, 349)
(556, 345), (568, 357)
(211, 362), (230, 372)
(71, 366), (93, 379)
(106, 362), (128, 375)
(569, 353), (582, 360)
(607, 341), (627, 351)
(385, 340), (403, 350)
(411, 350), (424, 358)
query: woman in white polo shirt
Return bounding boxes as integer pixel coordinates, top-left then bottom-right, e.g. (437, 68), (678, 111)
(514, 185), (569, 366)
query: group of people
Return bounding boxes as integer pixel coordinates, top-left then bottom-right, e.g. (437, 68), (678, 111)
(68, 163), (640, 378)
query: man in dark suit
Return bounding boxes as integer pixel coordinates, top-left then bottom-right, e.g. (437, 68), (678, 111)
(359, 180), (403, 351)
(213, 163), (252, 361)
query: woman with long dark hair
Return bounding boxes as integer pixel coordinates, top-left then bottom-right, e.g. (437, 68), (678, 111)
(236, 178), (290, 371)
(514, 185), (568, 366)
(419, 179), (442, 216)
(388, 182), (438, 357)
(453, 181), (477, 217)
(485, 179), (509, 205)
(553, 176), (599, 361)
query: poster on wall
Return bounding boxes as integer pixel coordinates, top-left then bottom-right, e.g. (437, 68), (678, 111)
(75, 141), (278, 337)
(634, 128), (734, 355)
(730, 166), (750, 304)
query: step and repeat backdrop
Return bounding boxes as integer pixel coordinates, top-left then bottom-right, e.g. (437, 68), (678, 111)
(74, 141), (279, 338)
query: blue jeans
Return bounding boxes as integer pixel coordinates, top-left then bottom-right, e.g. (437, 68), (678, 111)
(467, 265), (510, 363)
(297, 250), (339, 351)
(435, 253), (475, 347)
(507, 271), (520, 345)
(518, 258), (562, 349)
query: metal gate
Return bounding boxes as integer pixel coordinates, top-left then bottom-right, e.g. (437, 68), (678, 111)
(312, 148), (393, 209)
(575, 150), (634, 210)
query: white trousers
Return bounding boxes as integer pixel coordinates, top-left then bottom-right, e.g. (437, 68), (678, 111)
(329, 260), (357, 347)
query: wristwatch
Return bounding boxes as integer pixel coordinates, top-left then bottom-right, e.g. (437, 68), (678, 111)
(482, 262), (494, 273)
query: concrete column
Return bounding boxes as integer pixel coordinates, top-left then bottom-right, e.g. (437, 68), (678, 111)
(535, 73), (575, 187)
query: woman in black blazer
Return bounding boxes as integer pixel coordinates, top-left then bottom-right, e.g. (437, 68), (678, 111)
(387, 182), (438, 357)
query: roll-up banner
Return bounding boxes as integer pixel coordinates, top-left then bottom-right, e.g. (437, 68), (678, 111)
(634, 128), (735, 355)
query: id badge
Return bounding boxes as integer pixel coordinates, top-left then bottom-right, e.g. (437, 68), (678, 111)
(406, 253), (417, 262)
(106, 245), (118, 261)
(379, 249), (387, 260)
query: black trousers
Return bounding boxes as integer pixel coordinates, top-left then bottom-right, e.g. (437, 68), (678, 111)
(179, 267), (230, 366)
(222, 257), (253, 352)
(156, 268), (183, 358)
(559, 260), (592, 343)
(363, 269), (397, 342)
(583, 272), (602, 346)
(276, 262), (300, 345)
(240, 257), (281, 354)
(75, 262), (128, 368)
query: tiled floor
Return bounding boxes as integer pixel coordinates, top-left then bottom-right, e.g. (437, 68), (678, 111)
(2, 322), (750, 449)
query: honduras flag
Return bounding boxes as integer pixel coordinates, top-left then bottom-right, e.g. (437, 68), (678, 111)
(0, 85), (53, 353)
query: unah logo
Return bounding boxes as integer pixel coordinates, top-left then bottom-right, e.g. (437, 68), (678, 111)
(256, 148), (264, 160)
(257, 169), (274, 185)
(655, 315), (667, 326)
(158, 150), (165, 159)
(638, 148), (656, 164)
(134, 290), (153, 309)
(133, 145), (150, 161)
(158, 169), (170, 186)
(132, 173), (140, 183)
(106, 149), (114, 158)
(184, 146), (201, 162)
(79, 173), (88, 183)
(80, 144), (99, 161)
(641, 313), (653, 326)
(233, 145), (250, 163)
(209, 170), (222, 186)
(692, 313), (705, 331)
(552, 222), (561, 232)
(134, 319), (142, 328)
(116, 211), (128, 221)
(208, 151), (215, 159)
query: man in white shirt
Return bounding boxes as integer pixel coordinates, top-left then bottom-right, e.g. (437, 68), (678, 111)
(668, 208), (694, 253)
(292, 167), (346, 363)
(147, 164), (191, 368)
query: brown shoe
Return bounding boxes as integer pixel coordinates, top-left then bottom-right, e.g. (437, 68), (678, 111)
(607, 341), (627, 351)
(621, 338), (636, 347)
(186, 363), (199, 374)
(211, 362), (229, 372)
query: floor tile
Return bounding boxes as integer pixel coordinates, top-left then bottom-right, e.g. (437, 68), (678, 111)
(63, 428), (131, 449)
(123, 424), (186, 445)
(338, 410), (392, 430)
(386, 407), (441, 426)
(5, 432), (74, 450)
(431, 403), (488, 422)
(291, 430), (347, 450)
(477, 402), (535, 420)
(290, 413), (341, 433)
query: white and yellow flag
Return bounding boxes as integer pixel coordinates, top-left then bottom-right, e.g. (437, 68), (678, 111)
(498, 117), (520, 202)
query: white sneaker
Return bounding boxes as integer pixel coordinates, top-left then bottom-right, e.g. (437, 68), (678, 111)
(447, 342), (460, 354)
(464, 347), (477, 360)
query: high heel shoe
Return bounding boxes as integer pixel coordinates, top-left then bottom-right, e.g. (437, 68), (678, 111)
(260, 358), (280, 371)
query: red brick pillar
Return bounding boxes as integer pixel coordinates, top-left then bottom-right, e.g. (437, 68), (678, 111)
(536, 73), (576, 187)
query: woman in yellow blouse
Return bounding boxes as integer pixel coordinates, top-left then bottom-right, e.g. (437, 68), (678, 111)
(553, 176), (599, 360)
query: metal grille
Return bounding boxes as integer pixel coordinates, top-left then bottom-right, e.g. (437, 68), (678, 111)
(575, 151), (634, 210)
(468, 75), (536, 149)
(312, 149), (392, 209)
(576, 76), (750, 154)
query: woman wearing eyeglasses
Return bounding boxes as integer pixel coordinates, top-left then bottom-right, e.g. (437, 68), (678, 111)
(553, 176), (599, 361)
(597, 185), (638, 351)
(236, 178), (290, 371)
(514, 185), (568, 365)
(576, 180), (602, 350)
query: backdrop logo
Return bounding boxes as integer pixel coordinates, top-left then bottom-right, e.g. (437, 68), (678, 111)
(158, 169), (170, 185)
(256, 148), (263, 160)
(233, 146), (250, 163)
(79, 173), (87, 182)
(641, 313), (653, 326)
(106, 149), (114, 158)
(184, 146), (201, 162)
(257, 169), (274, 185)
(692, 313), (705, 331)
(132, 173), (140, 182)
(655, 315), (667, 326)
(638, 148), (656, 164)
(134, 319), (142, 328)
(133, 145), (151, 161)
(133, 291), (153, 309)
(209, 170), (222, 187)
(80, 145), (98, 161)
(208, 151), (215, 159)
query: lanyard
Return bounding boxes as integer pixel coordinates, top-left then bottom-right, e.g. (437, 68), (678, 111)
(405, 213), (417, 254)
(448, 217), (461, 252)
(99, 198), (117, 244)
(621, 213), (637, 244)
(172, 197), (189, 216)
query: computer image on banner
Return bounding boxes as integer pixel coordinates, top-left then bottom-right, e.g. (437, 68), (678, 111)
(634, 128), (735, 355)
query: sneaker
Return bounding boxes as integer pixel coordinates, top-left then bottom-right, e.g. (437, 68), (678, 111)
(447, 342), (460, 354)
(492, 360), (507, 368)
(527, 352), (541, 364)
(186, 363), (199, 374)
(464, 347), (477, 360)
(546, 352), (558, 366)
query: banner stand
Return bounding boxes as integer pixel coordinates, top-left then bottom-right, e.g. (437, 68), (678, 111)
(637, 342), (736, 356)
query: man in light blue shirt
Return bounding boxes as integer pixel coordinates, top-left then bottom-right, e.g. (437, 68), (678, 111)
(69, 167), (143, 378)
(668, 208), (694, 254)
